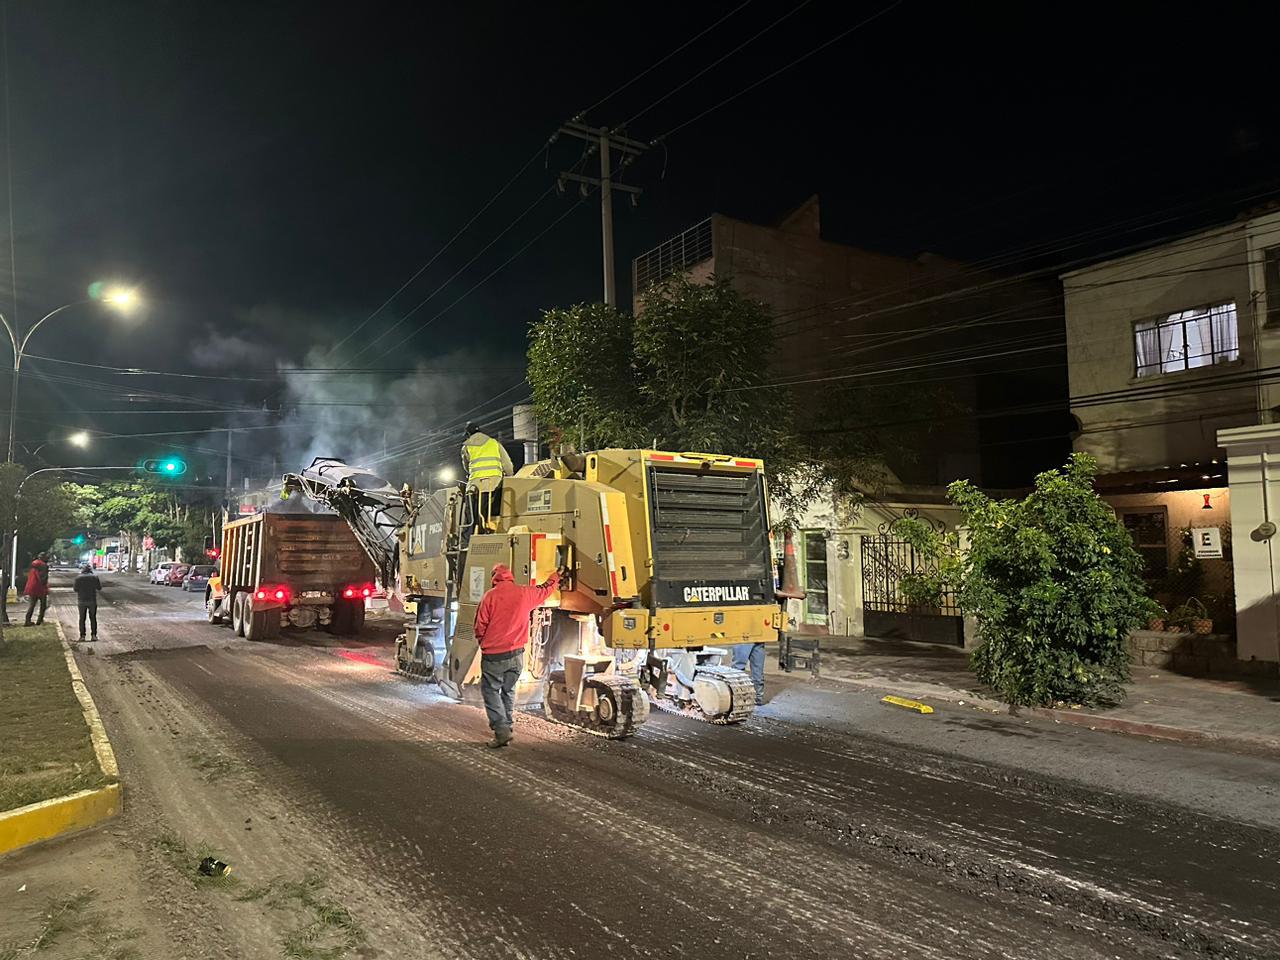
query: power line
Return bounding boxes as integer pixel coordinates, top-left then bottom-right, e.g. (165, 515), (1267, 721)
(577, 0), (756, 120)
(323, 143), (551, 361)
(627, 0), (816, 127)
(649, 0), (906, 140)
(345, 186), (557, 364)
(367, 195), (593, 361)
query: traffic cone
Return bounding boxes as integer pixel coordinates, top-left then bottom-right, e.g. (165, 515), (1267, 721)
(776, 526), (806, 600)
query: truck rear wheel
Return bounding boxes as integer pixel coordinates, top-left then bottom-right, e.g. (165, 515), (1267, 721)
(231, 592), (246, 636)
(244, 598), (279, 641)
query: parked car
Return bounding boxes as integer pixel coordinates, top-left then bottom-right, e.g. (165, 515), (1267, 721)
(166, 564), (191, 586)
(183, 564), (215, 592)
(150, 562), (177, 584)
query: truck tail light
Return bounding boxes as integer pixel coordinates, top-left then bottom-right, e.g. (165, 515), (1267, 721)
(255, 585), (288, 603)
(343, 583), (373, 600)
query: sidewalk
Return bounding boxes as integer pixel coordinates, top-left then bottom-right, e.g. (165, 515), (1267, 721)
(785, 634), (1280, 757)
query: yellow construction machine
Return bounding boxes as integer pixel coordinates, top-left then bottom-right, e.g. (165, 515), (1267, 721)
(398, 449), (780, 738)
(285, 449), (780, 739)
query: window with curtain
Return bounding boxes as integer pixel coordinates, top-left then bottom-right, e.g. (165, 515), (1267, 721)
(1134, 302), (1238, 377)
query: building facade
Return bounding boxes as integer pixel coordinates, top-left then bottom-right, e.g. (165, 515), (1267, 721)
(1063, 208), (1280, 664)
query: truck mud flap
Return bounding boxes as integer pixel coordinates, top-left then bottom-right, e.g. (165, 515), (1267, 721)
(778, 632), (820, 678)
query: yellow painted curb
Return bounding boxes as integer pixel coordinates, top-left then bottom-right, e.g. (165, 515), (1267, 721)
(0, 622), (124, 858)
(881, 695), (935, 714)
(56, 621), (120, 778)
(0, 785), (122, 856)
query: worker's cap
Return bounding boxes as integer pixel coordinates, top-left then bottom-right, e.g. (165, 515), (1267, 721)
(491, 563), (513, 584)
(464, 421), (480, 436)
(81, 564), (93, 573)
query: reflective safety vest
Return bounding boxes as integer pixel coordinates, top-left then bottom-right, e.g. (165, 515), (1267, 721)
(465, 435), (506, 486)
(207, 572), (224, 599)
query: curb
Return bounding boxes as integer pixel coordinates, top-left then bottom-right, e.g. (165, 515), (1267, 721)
(803, 668), (1280, 758)
(0, 622), (123, 859)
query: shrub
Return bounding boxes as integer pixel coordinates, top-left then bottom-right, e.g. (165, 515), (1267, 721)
(897, 454), (1158, 707)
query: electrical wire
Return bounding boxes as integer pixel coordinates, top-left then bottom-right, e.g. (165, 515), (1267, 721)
(577, 0), (756, 121)
(626, 0), (816, 127)
(345, 186), (557, 363)
(650, 0), (906, 140)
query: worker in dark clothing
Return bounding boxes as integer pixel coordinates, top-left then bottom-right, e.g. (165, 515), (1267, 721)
(23, 552), (50, 626)
(472, 562), (562, 748)
(461, 422), (513, 533)
(74, 564), (103, 641)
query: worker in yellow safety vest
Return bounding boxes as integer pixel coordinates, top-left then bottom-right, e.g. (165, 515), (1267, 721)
(461, 422), (513, 531)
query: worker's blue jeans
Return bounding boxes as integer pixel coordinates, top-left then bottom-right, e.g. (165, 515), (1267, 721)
(731, 642), (766, 704)
(480, 648), (523, 732)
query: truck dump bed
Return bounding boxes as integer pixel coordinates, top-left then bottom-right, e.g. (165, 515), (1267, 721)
(222, 513), (373, 593)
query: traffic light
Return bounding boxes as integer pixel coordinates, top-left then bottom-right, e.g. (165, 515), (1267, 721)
(203, 535), (220, 560)
(72, 534), (86, 546)
(141, 457), (188, 477)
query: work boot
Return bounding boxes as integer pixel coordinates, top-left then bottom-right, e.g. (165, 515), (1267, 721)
(487, 726), (513, 749)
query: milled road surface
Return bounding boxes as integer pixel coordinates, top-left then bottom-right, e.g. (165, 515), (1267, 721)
(26, 571), (1280, 959)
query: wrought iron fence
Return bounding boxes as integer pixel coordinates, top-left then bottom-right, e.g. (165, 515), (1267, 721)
(860, 517), (960, 617)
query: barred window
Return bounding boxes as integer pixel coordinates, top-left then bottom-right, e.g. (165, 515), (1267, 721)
(1134, 302), (1238, 378)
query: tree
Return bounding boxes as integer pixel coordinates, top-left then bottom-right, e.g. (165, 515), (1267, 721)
(897, 454), (1158, 707)
(527, 275), (888, 524)
(0, 463), (82, 569)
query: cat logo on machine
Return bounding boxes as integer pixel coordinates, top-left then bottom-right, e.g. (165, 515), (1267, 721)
(682, 585), (751, 603)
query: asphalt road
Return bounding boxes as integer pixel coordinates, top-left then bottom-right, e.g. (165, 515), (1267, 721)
(39, 571), (1280, 960)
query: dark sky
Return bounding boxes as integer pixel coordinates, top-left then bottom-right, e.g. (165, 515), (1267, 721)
(3, 1), (1278, 485)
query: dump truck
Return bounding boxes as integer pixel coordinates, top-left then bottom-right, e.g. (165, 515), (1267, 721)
(205, 511), (376, 640)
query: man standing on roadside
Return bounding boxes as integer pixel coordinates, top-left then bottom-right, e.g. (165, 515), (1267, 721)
(472, 562), (562, 748)
(74, 563), (103, 641)
(22, 552), (50, 626)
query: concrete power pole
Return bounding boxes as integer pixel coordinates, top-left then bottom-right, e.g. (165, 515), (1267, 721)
(555, 119), (646, 306)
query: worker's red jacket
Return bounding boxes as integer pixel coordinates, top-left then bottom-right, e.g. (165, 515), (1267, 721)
(473, 563), (560, 656)
(23, 559), (49, 598)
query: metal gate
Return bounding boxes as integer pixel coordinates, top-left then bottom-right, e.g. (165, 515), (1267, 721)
(860, 513), (963, 646)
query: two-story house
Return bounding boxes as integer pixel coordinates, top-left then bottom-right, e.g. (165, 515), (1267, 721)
(1063, 206), (1280, 666)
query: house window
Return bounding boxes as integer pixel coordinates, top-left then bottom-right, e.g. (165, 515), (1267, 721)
(1121, 509), (1168, 580)
(1134, 302), (1238, 378)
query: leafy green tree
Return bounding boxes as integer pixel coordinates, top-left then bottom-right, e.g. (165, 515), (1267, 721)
(0, 462), (82, 569)
(897, 454), (1158, 707)
(527, 275), (887, 524)
(526, 301), (647, 450)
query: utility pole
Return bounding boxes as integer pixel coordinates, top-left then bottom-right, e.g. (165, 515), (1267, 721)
(225, 429), (233, 509)
(555, 119), (646, 307)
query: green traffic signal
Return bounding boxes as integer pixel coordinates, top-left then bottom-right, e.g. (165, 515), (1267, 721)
(72, 534), (86, 545)
(141, 457), (188, 477)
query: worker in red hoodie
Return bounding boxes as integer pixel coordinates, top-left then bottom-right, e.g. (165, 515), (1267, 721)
(473, 562), (562, 748)
(23, 552), (50, 626)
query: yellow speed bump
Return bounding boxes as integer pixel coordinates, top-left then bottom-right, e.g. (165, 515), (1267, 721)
(881, 695), (934, 714)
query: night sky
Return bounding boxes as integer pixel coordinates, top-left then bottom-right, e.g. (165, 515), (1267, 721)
(3, 1), (1278, 485)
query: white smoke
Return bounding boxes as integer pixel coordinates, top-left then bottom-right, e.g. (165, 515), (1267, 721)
(276, 342), (524, 485)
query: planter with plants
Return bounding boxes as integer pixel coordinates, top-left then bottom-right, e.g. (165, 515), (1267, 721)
(1167, 597), (1213, 635)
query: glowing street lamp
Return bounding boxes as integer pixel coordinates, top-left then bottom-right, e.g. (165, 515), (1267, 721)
(0, 287), (141, 462)
(68, 431), (91, 448)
